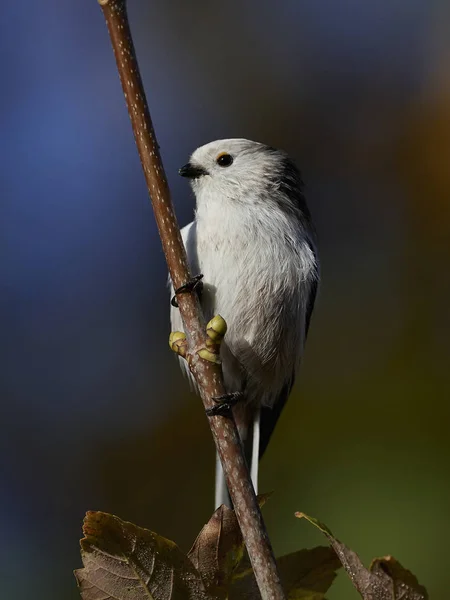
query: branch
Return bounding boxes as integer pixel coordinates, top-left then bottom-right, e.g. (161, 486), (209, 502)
(97, 2), (286, 599)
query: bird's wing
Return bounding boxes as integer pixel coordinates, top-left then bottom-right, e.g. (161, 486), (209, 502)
(216, 259), (319, 508)
(169, 221), (199, 391)
(258, 253), (319, 460)
(305, 274), (318, 339)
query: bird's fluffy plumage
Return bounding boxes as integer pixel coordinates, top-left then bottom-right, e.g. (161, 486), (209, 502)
(170, 138), (319, 507)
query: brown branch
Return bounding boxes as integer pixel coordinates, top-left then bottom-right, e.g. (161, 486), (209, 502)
(97, 2), (286, 599)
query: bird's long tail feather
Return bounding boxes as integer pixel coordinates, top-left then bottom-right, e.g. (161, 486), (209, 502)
(214, 408), (260, 508)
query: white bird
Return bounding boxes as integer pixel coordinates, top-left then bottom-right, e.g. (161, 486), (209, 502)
(170, 138), (319, 508)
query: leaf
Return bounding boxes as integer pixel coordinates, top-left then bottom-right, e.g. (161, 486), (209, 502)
(187, 493), (274, 598)
(74, 511), (211, 600)
(370, 556), (428, 600)
(229, 546), (341, 600)
(256, 491), (274, 507)
(187, 495), (339, 600)
(229, 546), (340, 600)
(276, 547), (341, 599)
(296, 512), (428, 600)
(188, 504), (244, 599)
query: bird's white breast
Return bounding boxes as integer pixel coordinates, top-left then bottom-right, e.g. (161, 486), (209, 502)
(178, 189), (317, 406)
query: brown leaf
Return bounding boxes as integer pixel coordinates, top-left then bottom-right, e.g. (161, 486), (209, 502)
(256, 491), (274, 507)
(188, 505), (244, 599)
(370, 556), (428, 600)
(296, 512), (428, 600)
(74, 511), (211, 600)
(187, 494), (272, 598)
(230, 546), (340, 600)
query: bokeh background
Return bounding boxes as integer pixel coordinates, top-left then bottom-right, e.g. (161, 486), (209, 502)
(2, 1), (449, 598)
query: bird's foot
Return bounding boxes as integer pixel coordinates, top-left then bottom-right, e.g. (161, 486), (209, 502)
(171, 274), (203, 308)
(205, 392), (244, 417)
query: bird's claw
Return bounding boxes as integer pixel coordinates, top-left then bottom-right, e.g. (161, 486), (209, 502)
(171, 274), (204, 308)
(205, 392), (244, 417)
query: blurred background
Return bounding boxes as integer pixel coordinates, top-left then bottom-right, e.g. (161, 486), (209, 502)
(1, 1), (449, 598)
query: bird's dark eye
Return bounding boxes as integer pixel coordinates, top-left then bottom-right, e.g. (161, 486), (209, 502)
(216, 152), (233, 167)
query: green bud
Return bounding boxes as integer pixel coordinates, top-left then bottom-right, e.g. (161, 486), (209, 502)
(169, 331), (187, 357)
(197, 348), (221, 364)
(206, 314), (227, 343)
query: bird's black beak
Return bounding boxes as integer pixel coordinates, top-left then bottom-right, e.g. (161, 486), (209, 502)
(179, 163), (208, 179)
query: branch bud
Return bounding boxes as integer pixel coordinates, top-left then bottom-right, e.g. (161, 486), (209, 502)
(169, 331), (187, 358)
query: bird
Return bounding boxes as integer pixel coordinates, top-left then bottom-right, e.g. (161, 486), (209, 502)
(170, 138), (319, 508)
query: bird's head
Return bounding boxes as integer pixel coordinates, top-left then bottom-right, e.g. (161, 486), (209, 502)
(179, 138), (307, 216)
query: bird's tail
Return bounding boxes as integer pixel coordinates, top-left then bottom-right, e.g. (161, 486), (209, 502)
(214, 408), (260, 508)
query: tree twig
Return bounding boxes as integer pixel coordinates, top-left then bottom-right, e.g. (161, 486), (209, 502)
(97, 2), (286, 599)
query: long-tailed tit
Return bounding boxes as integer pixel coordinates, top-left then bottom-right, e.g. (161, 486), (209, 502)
(170, 138), (319, 507)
